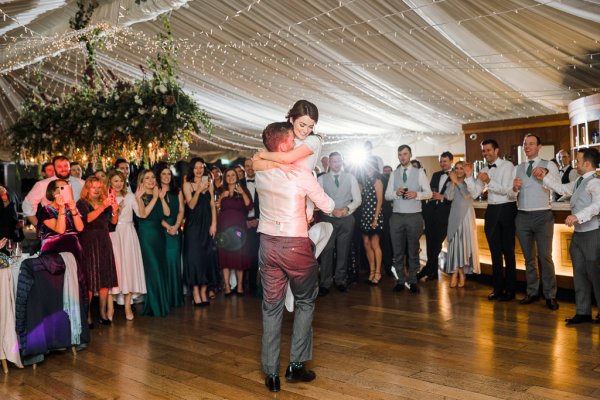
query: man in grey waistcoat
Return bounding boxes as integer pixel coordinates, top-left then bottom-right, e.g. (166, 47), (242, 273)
(534, 147), (600, 323)
(510, 134), (559, 310)
(385, 145), (432, 293)
(317, 152), (362, 295)
(255, 122), (335, 392)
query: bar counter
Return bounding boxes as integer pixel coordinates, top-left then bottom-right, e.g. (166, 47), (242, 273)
(472, 201), (575, 289)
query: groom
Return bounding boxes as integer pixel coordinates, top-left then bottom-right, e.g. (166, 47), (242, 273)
(255, 121), (334, 392)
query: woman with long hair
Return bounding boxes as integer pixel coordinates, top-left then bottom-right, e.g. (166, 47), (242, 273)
(156, 164), (184, 308)
(216, 168), (253, 295)
(76, 176), (119, 326)
(360, 157), (385, 285)
(183, 158), (219, 305)
(135, 169), (170, 316)
(107, 170), (146, 321)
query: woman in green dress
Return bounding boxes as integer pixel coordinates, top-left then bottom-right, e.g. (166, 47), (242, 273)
(135, 169), (171, 317)
(156, 164), (184, 308)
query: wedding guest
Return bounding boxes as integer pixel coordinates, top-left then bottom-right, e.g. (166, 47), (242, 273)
(70, 162), (83, 179)
(244, 158), (261, 296)
(360, 157), (384, 284)
(41, 162), (55, 179)
(156, 164), (184, 308)
(94, 170), (109, 187)
(183, 158), (219, 306)
(383, 165), (393, 178)
(216, 168), (253, 295)
(554, 149), (578, 201)
(77, 176), (119, 326)
(235, 164), (246, 186)
(211, 166), (224, 191)
(107, 170), (146, 321)
(136, 169), (170, 316)
(364, 141), (384, 173)
(115, 159), (136, 192)
(320, 155), (329, 175)
(442, 162), (480, 287)
(23, 156), (84, 226)
(0, 184), (22, 243)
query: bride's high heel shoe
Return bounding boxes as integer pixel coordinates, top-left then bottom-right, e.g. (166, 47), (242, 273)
(371, 272), (381, 285)
(368, 271), (375, 284)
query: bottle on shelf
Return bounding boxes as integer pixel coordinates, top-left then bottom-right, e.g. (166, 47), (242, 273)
(592, 128), (598, 145)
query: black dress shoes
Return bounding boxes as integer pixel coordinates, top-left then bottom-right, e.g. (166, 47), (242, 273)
(426, 273), (438, 281)
(565, 314), (592, 325)
(519, 295), (539, 305)
(408, 284), (420, 294)
(499, 292), (515, 302)
(546, 298), (559, 311)
(265, 375), (280, 392)
(487, 292), (503, 301)
(393, 283), (404, 292)
(336, 284), (347, 293)
(416, 270), (427, 280)
(285, 363), (316, 383)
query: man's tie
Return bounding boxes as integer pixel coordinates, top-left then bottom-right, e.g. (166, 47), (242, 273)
(526, 160), (534, 177)
(402, 168), (407, 183)
(246, 179), (255, 183)
(488, 164), (496, 169)
(334, 175), (339, 188)
(575, 176), (583, 189)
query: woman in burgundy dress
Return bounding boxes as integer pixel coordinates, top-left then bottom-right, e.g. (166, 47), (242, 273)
(76, 176), (119, 326)
(216, 168), (253, 295)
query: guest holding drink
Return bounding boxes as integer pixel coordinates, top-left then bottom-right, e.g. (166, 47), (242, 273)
(183, 158), (219, 305)
(77, 177), (119, 326)
(156, 164), (184, 308)
(107, 170), (146, 321)
(216, 168), (253, 295)
(136, 169), (170, 316)
(442, 162), (480, 287)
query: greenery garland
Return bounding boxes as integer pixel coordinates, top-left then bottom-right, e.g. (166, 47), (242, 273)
(9, 4), (212, 165)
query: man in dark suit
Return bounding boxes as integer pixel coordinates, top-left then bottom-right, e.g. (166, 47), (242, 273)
(555, 149), (578, 201)
(244, 158), (261, 295)
(419, 151), (454, 281)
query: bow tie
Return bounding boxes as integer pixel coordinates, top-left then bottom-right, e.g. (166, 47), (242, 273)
(246, 179), (255, 183)
(488, 164), (496, 169)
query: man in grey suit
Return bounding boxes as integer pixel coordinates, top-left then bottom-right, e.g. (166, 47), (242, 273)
(255, 122), (335, 392)
(534, 147), (600, 323)
(510, 134), (559, 310)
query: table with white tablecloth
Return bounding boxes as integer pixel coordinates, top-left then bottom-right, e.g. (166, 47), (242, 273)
(0, 255), (27, 372)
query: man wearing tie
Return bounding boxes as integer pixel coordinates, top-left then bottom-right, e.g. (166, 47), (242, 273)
(244, 158), (261, 295)
(318, 152), (362, 295)
(555, 149), (578, 201)
(464, 139), (518, 301)
(23, 156), (85, 226)
(385, 145), (432, 293)
(420, 151), (454, 281)
(510, 134), (559, 310)
(534, 148), (600, 324)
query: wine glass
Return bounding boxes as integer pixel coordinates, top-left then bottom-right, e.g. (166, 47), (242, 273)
(6, 239), (14, 257)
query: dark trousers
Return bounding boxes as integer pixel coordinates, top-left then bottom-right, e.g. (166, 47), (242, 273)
(570, 229), (600, 315)
(319, 214), (355, 287)
(485, 202), (517, 295)
(259, 235), (319, 375)
(423, 206), (449, 276)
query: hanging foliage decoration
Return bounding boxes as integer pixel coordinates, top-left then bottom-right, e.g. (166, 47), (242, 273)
(9, 1), (212, 164)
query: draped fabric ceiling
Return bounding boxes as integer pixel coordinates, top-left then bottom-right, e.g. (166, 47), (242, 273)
(0, 0), (599, 162)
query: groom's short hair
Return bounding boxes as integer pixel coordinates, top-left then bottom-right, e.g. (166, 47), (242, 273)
(263, 121), (293, 152)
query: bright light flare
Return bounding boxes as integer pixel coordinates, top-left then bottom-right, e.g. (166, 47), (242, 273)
(345, 145), (368, 166)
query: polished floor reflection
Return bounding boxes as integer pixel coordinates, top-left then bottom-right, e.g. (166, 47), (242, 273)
(2, 276), (599, 399)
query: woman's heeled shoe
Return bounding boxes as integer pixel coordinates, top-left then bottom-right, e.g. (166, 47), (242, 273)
(367, 271), (375, 284)
(371, 273), (381, 285)
(450, 273), (458, 288)
(98, 317), (111, 326)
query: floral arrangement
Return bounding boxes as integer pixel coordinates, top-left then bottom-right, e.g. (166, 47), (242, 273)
(9, 11), (212, 164)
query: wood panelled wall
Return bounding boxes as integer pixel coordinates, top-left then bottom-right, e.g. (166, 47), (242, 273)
(462, 114), (570, 163)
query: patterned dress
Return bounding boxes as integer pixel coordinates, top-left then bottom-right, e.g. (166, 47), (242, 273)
(360, 174), (384, 234)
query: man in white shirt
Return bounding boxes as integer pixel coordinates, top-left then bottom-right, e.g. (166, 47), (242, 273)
(510, 134), (559, 310)
(255, 122), (335, 393)
(23, 156), (84, 226)
(533, 148), (600, 324)
(554, 149), (578, 201)
(385, 145), (432, 294)
(317, 152), (362, 294)
(464, 139), (518, 301)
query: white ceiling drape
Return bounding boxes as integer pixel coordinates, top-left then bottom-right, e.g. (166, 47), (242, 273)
(0, 0), (599, 161)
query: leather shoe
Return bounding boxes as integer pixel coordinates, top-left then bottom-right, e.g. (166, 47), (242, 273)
(487, 292), (502, 301)
(335, 284), (347, 293)
(519, 295), (539, 305)
(426, 273), (438, 281)
(546, 298), (559, 311)
(393, 283), (404, 292)
(285, 363), (316, 383)
(408, 283), (420, 294)
(499, 292), (515, 302)
(265, 375), (280, 392)
(416, 270), (427, 280)
(565, 314), (592, 325)
(318, 287), (329, 297)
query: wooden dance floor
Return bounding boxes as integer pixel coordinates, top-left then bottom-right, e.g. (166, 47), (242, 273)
(2, 277), (600, 399)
